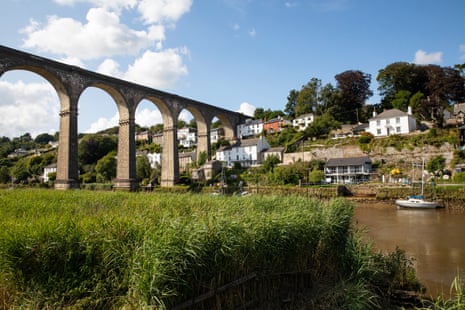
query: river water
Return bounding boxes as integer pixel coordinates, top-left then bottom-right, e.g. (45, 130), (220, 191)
(353, 201), (465, 297)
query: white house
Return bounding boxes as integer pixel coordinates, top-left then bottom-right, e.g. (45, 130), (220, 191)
(216, 136), (270, 167)
(237, 119), (263, 139)
(292, 113), (314, 131)
(146, 152), (161, 168)
(324, 156), (372, 184)
(177, 127), (197, 148)
(210, 127), (224, 144)
(367, 107), (416, 137)
(42, 163), (57, 182)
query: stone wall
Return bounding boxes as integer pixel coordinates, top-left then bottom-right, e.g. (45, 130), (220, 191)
(283, 143), (455, 168)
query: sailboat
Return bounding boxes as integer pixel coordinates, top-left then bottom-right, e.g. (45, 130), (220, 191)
(395, 159), (439, 209)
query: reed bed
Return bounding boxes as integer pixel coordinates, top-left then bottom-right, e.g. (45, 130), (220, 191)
(0, 189), (421, 309)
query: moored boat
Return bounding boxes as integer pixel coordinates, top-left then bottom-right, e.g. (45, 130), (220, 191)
(395, 195), (438, 209)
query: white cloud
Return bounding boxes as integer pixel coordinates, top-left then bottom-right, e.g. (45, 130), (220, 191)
(0, 80), (59, 138)
(21, 7), (164, 60)
(97, 58), (123, 76)
(60, 56), (86, 68)
(124, 48), (188, 89)
(85, 113), (119, 133)
(237, 102), (255, 117)
(460, 44), (465, 60)
(413, 49), (443, 65)
(178, 110), (193, 122)
(135, 108), (163, 127)
(138, 0), (193, 25)
(53, 0), (138, 12)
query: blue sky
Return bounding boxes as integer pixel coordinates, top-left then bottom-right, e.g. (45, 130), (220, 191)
(1, 0), (464, 138)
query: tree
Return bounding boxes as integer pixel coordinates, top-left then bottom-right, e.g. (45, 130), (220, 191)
(295, 78), (321, 117)
(11, 158), (31, 183)
(308, 169), (324, 184)
(377, 62), (426, 109)
(335, 70), (373, 123)
(304, 112), (341, 139)
(0, 166), (10, 183)
(262, 155), (281, 173)
(391, 90), (411, 111)
(253, 108), (284, 121)
(253, 107), (265, 120)
(197, 151), (208, 167)
(315, 83), (342, 118)
(34, 133), (55, 145)
(78, 134), (118, 166)
(377, 62), (465, 125)
(426, 155), (445, 175)
(95, 151), (117, 182)
(285, 89), (299, 119)
(136, 155), (152, 182)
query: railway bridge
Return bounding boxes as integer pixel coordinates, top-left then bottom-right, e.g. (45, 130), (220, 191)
(0, 45), (247, 189)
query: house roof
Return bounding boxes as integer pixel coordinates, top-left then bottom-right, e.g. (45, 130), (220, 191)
(370, 109), (408, 120)
(263, 146), (284, 153)
(325, 156), (371, 167)
(236, 137), (262, 147)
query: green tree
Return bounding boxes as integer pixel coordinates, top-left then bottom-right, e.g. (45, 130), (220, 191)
(391, 90), (411, 111)
(304, 112), (341, 139)
(426, 155), (446, 175)
(78, 134), (118, 166)
(197, 151), (208, 167)
(95, 151), (117, 182)
(263, 155), (281, 173)
(285, 89), (299, 119)
(315, 83), (341, 117)
(308, 169), (324, 184)
(295, 78), (321, 117)
(136, 155), (152, 182)
(27, 156), (43, 176)
(253, 107), (265, 120)
(34, 133), (55, 145)
(11, 158), (31, 183)
(377, 62), (426, 109)
(0, 166), (10, 183)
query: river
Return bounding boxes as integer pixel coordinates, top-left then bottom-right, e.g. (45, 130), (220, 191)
(353, 201), (465, 297)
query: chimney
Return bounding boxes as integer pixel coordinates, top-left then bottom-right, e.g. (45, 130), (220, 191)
(373, 110), (377, 117)
(407, 106), (412, 115)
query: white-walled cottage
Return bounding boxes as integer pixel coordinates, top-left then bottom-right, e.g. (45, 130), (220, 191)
(292, 113), (314, 131)
(216, 136), (270, 167)
(324, 156), (372, 184)
(367, 107), (416, 137)
(177, 127), (197, 148)
(42, 163), (57, 182)
(237, 119), (263, 139)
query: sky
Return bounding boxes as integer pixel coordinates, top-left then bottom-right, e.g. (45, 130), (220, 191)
(1, 0), (464, 138)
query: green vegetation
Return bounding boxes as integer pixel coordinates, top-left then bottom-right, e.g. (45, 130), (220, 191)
(0, 189), (422, 309)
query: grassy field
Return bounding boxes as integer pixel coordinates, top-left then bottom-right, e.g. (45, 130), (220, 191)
(0, 189), (424, 309)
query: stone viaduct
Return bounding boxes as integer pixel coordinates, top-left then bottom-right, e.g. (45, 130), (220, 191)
(0, 45), (248, 190)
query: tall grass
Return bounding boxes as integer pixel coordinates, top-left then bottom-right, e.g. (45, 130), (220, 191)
(0, 189), (422, 309)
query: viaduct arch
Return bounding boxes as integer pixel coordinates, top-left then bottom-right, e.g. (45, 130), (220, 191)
(0, 45), (247, 190)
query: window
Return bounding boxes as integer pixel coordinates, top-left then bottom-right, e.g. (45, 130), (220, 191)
(396, 127), (401, 133)
(376, 120), (381, 126)
(377, 129), (382, 135)
(386, 119), (390, 124)
(396, 117), (400, 123)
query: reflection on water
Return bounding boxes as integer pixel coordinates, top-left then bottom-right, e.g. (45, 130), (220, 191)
(354, 202), (465, 297)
